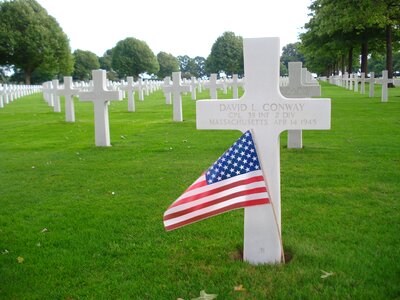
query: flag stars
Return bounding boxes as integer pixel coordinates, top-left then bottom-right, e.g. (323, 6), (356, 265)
(205, 131), (262, 184)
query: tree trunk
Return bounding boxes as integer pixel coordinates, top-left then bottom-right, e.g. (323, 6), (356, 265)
(348, 47), (353, 73)
(341, 54), (345, 75)
(361, 41), (368, 74)
(24, 70), (31, 85)
(386, 24), (394, 88)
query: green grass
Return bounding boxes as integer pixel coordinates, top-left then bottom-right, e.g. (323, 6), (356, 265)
(0, 83), (399, 299)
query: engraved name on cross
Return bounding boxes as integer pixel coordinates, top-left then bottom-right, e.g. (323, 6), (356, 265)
(78, 69), (123, 147)
(196, 37), (331, 264)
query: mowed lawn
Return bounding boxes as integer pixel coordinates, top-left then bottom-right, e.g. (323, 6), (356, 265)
(0, 82), (399, 299)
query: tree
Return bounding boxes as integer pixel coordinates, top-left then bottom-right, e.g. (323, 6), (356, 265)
(280, 42), (305, 69)
(0, 0), (73, 84)
(111, 37), (159, 79)
(301, 0), (400, 78)
(157, 52), (179, 78)
(193, 56), (207, 78)
(99, 49), (118, 81)
(205, 32), (244, 76)
(72, 49), (100, 81)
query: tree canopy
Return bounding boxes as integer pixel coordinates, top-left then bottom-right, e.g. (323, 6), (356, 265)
(280, 42), (305, 70)
(156, 52), (179, 78)
(72, 49), (100, 81)
(177, 55), (206, 79)
(0, 0), (73, 84)
(111, 37), (159, 79)
(206, 31), (243, 76)
(300, 0), (400, 78)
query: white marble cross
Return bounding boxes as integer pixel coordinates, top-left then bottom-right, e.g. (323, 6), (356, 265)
(342, 72), (348, 89)
(120, 76), (136, 112)
(349, 74), (353, 90)
(51, 80), (62, 113)
(78, 69), (123, 146)
(380, 70), (393, 102)
(367, 72), (375, 97)
(163, 72), (191, 122)
(354, 74), (359, 92)
(280, 62), (321, 149)
(196, 37), (331, 264)
(55, 76), (80, 122)
(360, 73), (366, 94)
(189, 77), (197, 100)
(0, 85), (4, 108)
(134, 79), (145, 101)
(203, 74), (224, 99)
(162, 76), (172, 105)
(230, 74), (244, 99)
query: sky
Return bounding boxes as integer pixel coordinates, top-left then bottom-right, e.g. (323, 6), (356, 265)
(36, 0), (312, 58)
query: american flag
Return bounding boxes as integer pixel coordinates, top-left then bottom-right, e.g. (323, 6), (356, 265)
(164, 130), (270, 231)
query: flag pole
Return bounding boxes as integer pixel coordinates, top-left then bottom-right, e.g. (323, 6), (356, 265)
(250, 129), (285, 264)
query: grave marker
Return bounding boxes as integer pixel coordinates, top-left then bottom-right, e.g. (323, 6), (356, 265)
(203, 74), (224, 99)
(280, 62), (321, 149)
(51, 80), (62, 113)
(360, 73), (366, 94)
(165, 72), (191, 122)
(196, 37), (331, 264)
(135, 79), (145, 101)
(380, 70), (393, 102)
(162, 76), (172, 105)
(56, 76), (80, 122)
(78, 69), (123, 146)
(230, 74), (244, 99)
(367, 72), (375, 97)
(120, 76), (136, 112)
(189, 77), (197, 100)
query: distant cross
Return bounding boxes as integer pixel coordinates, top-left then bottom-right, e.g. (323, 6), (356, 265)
(197, 79), (203, 93)
(120, 76), (136, 112)
(360, 73), (366, 94)
(280, 62), (321, 149)
(51, 80), (62, 113)
(342, 72), (348, 89)
(56, 76), (80, 122)
(381, 70), (393, 102)
(164, 72), (190, 122)
(162, 76), (172, 105)
(144, 80), (150, 96)
(134, 79), (145, 101)
(229, 74), (244, 99)
(354, 74), (359, 92)
(203, 74), (224, 99)
(221, 77), (228, 94)
(46, 82), (54, 107)
(366, 72), (375, 97)
(189, 77), (197, 100)
(78, 69), (123, 146)
(0, 85), (4, 108)
(196, 37), (331, 264)
(349, 74), (353, 90)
